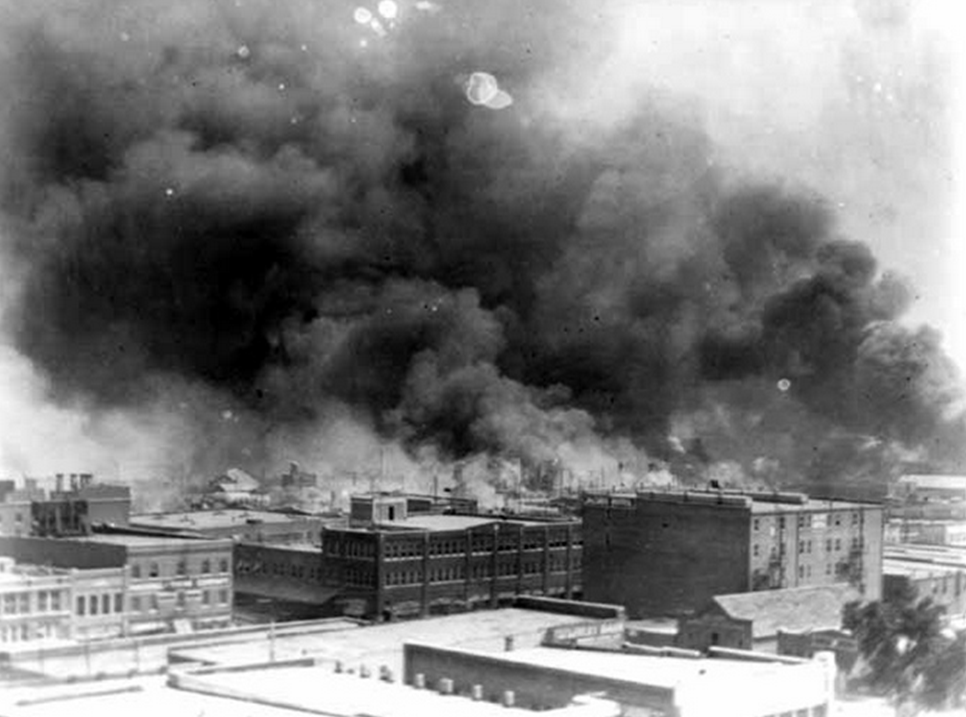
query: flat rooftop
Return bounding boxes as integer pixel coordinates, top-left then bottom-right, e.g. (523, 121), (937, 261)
(0, 669), (601, 717)
(70, 533), (230, 548)
(585, 490), (873, 513)
(342, 513), (566, 533)
(885, 544), (966, 565)
(130, 509), (326, 531)
(749, 498), (871, 514)
(480, 646), (811, 689)
(168, 607), (604, 675)
(884, 559), (965, 579)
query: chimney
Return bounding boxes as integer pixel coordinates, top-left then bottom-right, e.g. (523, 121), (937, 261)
(55, 474), (64, 493)
(69, 474), (78, 491)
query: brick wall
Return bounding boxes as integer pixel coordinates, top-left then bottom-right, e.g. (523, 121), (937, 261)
(583, 496), (751, 617)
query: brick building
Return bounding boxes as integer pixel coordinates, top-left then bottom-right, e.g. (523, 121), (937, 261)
(319, 495), (582, 620)
(582, 489), (883, 618)
(0, 474), (131, 538)
(233, 493), (582, 621)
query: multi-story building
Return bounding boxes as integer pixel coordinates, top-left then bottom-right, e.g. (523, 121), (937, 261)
(316, 494), (582, 620)
(0, 474), (131, 537)
(582, 489), (883, 618)
(0, 556), (72, 646)
(0, 533), (233, 636)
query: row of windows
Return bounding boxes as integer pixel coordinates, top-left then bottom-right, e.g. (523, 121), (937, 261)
(128, 589), (229, 612)
(753, 512), (863, 532)
(753, 536), (864, 559)
(0, 623), (68, 643)
(130, 557), (229, 579)
(2, 592), (31, 616)
(236, 559), (328, 583)
(384, 539), (581, 560)
(384, 556), (578, 586)
(75, 592), (123, 617)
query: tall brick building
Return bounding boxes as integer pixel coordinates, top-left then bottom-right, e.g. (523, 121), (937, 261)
(582, 489), (883, 618)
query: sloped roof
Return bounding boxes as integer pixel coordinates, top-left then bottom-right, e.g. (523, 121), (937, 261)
(711, 584), (859, 639)
(220, 468), (260, 491)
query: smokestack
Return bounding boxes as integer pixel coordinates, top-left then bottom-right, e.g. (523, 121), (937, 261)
(55, 474), (64, 493)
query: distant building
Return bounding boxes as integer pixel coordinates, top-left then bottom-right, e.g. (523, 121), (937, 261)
(677, 584), (859, 654)
(129, 508), (337, 544)
(894, 474), (966, 503)
(0, 474), (131, 538)
(582, 489), (883, 618)
(0, 533), (233, 636)
(883, 544), (966, 624)
(885, 519), (966, 547)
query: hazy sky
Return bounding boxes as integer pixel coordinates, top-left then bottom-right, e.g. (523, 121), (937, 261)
(603, 0), (963, 366)
(0, 0), (962, 480)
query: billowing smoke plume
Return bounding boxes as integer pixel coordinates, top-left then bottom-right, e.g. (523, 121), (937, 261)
(0, 0), (961, 498)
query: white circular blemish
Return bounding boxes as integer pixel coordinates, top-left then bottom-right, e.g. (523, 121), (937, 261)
(777, 378), (791, 392)
(377, 0), (398, 20)
(354, 7), (373, 24)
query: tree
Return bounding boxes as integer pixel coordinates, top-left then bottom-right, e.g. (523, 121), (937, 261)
(843, 589), (965, 711)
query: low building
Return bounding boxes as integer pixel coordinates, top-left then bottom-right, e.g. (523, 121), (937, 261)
(129, 508), (336, 544)
(894, 474), (966, 503)
(404, 642), (836, 717)
(677, 584), (858, 653)
(582, 489), (883, 618)
(885, 519), (966, 547)
(0, 533), (233, 636)
(883, 544), (966, 624)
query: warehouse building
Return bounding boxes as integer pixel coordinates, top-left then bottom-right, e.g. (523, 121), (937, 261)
(582, 489), (883, 618)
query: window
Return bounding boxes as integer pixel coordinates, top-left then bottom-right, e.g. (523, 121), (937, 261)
(798, 541), (804, 554)
(826, 539), (832, 552)
(114, 593), (123, 613)
(38, 591), (48, 613)
(176, 592), (186, 608)
(131, 596), (141, 612)
(202, 590), (210, 606)
(835, 538), (841, 551)
(131, 564), (141, 578)
(201, 558), (211, 573)
(218, 589), (228, 605)
(14, 512), (22, 523)
(102, 594), (110, 614)
(219, 558), (229, 573)
(18, 593), (29, 614)
(799, 565), (805, 579)
(51, 591), (61, 611)
(177, 560), (187, 576)
(90, 595), (98, 615)
(149, 563), (159, 578)
(151, 595), (159, 611)
(753, 544), (759, 557)
(76, 595), (85, 616)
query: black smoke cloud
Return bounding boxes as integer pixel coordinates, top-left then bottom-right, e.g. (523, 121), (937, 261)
(0, 0), (962, 489)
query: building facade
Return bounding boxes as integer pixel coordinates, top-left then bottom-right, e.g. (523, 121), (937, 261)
(320, 510), (582, 620)
(0, 557), (73, 646)
(0, 533), (233, 636)
(582, 489), (883, 618)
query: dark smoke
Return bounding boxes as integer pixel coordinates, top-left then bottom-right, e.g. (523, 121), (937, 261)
(0, 0), (962, 491)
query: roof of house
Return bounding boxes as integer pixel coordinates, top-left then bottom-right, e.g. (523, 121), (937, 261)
(710, 584), (859, 639)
